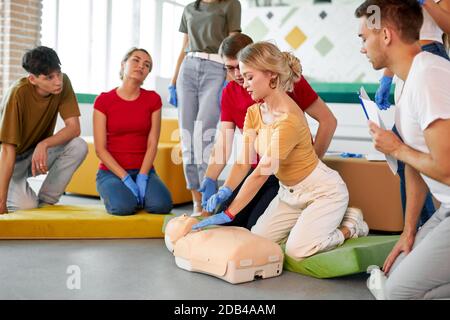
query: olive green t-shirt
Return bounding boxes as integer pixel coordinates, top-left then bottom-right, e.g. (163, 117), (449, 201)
(0, 73), (80, 155)
(179, 0), (241, 54)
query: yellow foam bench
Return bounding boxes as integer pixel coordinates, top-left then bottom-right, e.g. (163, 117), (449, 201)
(66, 118), (192, 205)
(0, 205), (173, 239)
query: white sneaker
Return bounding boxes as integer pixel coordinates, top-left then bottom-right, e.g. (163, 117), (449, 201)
(341, 207), (369, 238)
(367, 265), (387, 300)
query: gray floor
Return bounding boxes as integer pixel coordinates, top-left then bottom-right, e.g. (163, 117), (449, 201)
(0, 193), (374, 300)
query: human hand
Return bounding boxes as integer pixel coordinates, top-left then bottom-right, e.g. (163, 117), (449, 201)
(383, 232), (415, 274)
(168, 85), (177, 107)
(368, 121), (403, 157)
(374, 76), (393, 110)
(205, 186), (232, 213)
(191, 211), (233, 230)
(122, 174), (140, 205)
(198, 177), (217, 208)
(136, 173), (148, 206)
(0, 201), (7, 214)
(31, 141), (49, 176)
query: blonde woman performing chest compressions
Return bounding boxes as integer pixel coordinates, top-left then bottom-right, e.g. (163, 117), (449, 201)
(192, 42), (369, 261)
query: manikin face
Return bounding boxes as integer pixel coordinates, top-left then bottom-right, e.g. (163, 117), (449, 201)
(28, 70), (63, 97)
(122, 50), (152, 83)
(358, 16), (388, 71)
(240, 62), (274, 101)
(223, 56), (244, 86)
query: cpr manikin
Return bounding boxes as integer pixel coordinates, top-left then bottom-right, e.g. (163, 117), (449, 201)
(165, 215), (284, 284)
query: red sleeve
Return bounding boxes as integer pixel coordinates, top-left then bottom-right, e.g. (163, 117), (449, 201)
(93, 93), (107, 115)
(289, 77), (319, 111)
(220, 84), (234, 122)
(150, 91), (162, 111)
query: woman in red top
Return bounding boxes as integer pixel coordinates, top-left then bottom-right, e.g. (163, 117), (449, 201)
(93, 48), (172, 215)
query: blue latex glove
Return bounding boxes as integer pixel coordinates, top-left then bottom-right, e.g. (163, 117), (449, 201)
(374, 76), (393, 110)
(205, 186), (233, 213)
(168, 85), (177, 107)
(192, 211), (233, 230)
(340, 152), (363, 158)
(122, 174), (140, 205)
(198, 177), (218, 208)
(417, 0), (425, 5)
(136, 173), (148, 206)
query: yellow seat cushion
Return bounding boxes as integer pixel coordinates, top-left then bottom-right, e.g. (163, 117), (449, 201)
(0, 205), (173, 239)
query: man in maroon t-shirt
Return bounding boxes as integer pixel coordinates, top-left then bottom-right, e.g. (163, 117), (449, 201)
(198, 33), (337, 229)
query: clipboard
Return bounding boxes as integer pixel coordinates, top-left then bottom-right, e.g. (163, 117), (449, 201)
(358, 86), (398, 175)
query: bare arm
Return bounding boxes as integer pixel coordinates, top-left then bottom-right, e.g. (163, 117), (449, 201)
(139, 109), (162, 174)
(205, 121), (236, 180)
(304, 97), (337, 158)
(383, 164), (427, 273)
(0, 143), (16, 213)
(170, 34), (189, 86)
(93, 110), (127, 179)
(226, 155), (272, 216)
(31, 116), (81, 176)
(424, 0), (450, 34)
(220, 125), (259, 196)
(369, 118), (450, 185)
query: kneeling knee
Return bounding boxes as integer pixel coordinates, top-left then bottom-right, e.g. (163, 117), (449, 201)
(69, 138), (88, 159)
(144, 200), (173, 214)
(385, 279), (419, 300)
(106, 203), (136, 216)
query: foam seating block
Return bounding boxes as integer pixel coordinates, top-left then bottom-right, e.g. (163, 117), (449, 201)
(284, 235), (399, 278)
(66, 118), (192, 205)
(0, 205), (173, 239)
(164, 215), (284, 284)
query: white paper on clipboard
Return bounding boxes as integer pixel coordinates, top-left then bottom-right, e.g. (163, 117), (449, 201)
(359, 87), (398, 175)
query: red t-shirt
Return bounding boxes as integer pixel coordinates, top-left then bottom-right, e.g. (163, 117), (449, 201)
(94, 88), (162, 170)
(220, 76), (319, 129)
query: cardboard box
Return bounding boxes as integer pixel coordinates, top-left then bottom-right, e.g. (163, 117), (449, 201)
(323, 157), (404, 232)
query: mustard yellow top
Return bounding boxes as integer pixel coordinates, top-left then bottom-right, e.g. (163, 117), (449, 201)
(243, 103), (318, 185)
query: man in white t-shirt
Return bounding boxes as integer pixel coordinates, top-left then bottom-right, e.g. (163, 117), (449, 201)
(356, 0), (450, 299)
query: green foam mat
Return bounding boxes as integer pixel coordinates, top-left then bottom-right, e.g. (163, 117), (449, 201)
(284, 235), (399, 278)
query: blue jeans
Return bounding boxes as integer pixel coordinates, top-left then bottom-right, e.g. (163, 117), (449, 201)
(96, 168), (173, 216)
(177, 56), (226, 190)
(421, 42), (450, 61)
(392, 126), (435, 227)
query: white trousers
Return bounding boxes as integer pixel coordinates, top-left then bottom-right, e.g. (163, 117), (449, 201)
(251, 161), (349, 260)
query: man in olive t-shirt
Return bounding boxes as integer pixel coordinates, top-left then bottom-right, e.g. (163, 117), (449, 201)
(0, 46), (88, 213)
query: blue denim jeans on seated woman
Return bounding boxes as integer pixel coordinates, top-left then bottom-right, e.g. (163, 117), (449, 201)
(96, 168), (173, 216)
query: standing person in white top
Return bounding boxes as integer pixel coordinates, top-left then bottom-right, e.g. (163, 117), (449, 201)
(168, 0), (241, 215)
(374, 0), (450, 228)
(356, 0), (450, 299)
